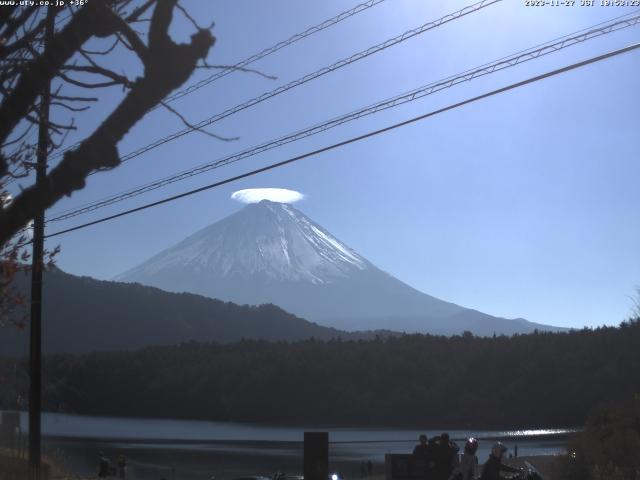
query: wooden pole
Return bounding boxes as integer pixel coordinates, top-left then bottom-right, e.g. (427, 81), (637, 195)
(29, 8), (53, 480)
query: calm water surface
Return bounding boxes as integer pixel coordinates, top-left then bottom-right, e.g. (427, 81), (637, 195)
(14, 412), (574, 479)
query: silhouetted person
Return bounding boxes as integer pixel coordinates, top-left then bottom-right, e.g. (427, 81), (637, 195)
(412, 434), (432, 477)
(514, 444), (518, 458)
(361, 461), (366, 477)
(413, 434), (430, 457)
(97, 452), (109, 478)
(117, 454), (126, 478)
(432, 433), (458, 480)
(367, 460), (373, 476)
(448, 437), (478, 480)
(479, 443), (520, 480)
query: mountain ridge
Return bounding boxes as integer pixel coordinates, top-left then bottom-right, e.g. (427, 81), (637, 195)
(2, 267), (381, 356)
(116, 200), (565, 335)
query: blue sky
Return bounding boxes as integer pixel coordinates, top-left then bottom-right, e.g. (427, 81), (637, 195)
(11, 0), (640, 329)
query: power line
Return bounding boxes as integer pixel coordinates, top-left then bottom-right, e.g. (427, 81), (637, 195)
(49, 0), (501, 167)
(46, 0), (391, 161)
(43, 42), (640, 240)
(161, 0), (389, 106)
(46, 0), (506, 220)
(47, 11), (640, 223)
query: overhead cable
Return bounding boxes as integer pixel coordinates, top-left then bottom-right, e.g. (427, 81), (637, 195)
(47, 12), (640, 223)
(48, 0), (502, 165)
(47, 0), (391, 161)
(162, 0), (390, 105)
(43, 42), (640, 239)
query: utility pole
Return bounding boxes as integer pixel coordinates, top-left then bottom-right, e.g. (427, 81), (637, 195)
(29, 8), (53, 480)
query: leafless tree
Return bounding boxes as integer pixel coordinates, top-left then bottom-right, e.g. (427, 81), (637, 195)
(0, 0), (219, 325)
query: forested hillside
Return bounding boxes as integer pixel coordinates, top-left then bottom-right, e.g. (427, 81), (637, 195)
(1, 319), (638, 428)
(2, 268), (364, 355)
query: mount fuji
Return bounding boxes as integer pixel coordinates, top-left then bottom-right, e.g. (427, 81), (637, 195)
(116, 200), (562, 336)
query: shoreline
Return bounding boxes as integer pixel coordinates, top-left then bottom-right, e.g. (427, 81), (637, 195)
(43, 437), (566, 480)
(4, 410), (572, 478)
(4, 408), (581, 433)
(41, 431), (572, 445)
(47, 452), (566, 480)
(5, 442), (567, 479)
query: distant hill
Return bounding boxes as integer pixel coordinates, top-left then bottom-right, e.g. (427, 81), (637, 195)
(116, 200), (565, 336)
(2, 268), (365, 356)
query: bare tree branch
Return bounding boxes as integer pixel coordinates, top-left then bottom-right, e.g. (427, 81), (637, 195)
(0, 15), (47, 58)
(80, 38), (119, 56)
(61, 64), (133, 87)
(0, 6), (18, 32)
(0, 7), (37, 47)
(176, 2), (205, 31)
(1, 122), (36, 149)
(0, 0), (215, 245)
(50, 125), (74, 151)
(57, 71), (124, 89)
(50, 101), (91, 112)
(159, 100), (238, 142)
(0, 1), (115, 173)
(125, 0), (157, 23)
(111, 18), (148, 61)
(50, 94), (98, 103)
(198, 61), (277, 80)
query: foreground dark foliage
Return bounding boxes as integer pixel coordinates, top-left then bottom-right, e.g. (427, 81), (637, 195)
(553, 398), (640, 479)
(1, 319), (639, 428)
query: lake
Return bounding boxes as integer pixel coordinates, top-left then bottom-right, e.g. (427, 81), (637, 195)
(14, 412), (574, 479)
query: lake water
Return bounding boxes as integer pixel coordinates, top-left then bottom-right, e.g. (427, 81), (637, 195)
(13, 412), (574, 479)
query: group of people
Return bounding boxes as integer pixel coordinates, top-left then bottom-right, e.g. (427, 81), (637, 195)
(412, 433), (459, 479)
(97, 452), (127, 478)
(412, 434), (522, 480)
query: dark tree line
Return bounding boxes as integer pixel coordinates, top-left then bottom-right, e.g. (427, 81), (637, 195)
(1, 319), (639, 429)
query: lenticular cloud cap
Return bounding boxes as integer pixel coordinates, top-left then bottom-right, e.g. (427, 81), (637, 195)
(231, 188), (305, 204)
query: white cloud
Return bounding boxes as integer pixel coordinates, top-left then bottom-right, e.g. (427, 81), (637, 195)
(231, 188), (305, 204)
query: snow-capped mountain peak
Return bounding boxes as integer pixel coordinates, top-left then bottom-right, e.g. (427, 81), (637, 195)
(117, 200), (367, 285)
(115, 199), (561, 336)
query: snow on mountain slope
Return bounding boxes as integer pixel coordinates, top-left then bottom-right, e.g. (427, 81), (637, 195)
(116, 200), (563, 335)
(118, 200), (367, 284)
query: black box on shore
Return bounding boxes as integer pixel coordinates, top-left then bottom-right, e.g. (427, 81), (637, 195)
(304, 431), (328, 480)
